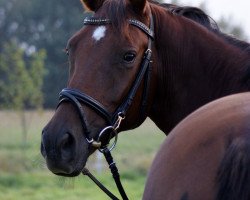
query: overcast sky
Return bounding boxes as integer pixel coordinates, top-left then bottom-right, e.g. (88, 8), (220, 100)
(170, 0), (250, 40)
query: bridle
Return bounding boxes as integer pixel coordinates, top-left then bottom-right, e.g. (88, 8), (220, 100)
(58, 14), (154, 151)
(57, 11), (154, 200)
(58, 13), (154, 200)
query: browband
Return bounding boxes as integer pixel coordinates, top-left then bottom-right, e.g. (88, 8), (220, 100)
(83, 17), (154, 39)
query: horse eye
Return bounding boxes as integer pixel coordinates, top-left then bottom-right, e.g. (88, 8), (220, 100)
(123, 52), (136, 63)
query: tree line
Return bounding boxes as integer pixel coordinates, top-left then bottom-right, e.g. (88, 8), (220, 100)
(0, 0), (86, 109)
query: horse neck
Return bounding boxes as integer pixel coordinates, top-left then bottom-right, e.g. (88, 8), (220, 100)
(149, 5), (250, 134)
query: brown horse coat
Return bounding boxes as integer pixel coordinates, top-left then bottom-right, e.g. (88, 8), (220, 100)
(41, 0), (250, 177)
(143, 92), (250, 200)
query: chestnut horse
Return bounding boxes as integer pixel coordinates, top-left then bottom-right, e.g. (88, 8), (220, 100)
(41, 0), (250, 177)
(143, 92), (250, 200)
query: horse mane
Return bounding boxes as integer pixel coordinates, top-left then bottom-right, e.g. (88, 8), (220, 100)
(150, 1), (250, 52)
(163, 3), (219, 31)
(216, 135), (250, 200)
(102, 0), (127, 32)
(151, 1), (250, 84)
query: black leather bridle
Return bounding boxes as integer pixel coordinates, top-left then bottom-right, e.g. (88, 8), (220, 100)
(58, 14), (154, 151)
(57, 13), (154, 200)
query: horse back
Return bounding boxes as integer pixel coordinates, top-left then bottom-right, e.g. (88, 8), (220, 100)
(143, 92), (250, 200)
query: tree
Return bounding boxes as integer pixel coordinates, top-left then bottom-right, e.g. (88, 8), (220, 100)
(0, 41), (46, 145)
(0, 0), (86, 107)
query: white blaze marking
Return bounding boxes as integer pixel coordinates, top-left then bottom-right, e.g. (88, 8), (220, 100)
(92, 26), (106, 42)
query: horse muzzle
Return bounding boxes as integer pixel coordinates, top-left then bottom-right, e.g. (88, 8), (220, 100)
(41, 124), (89, 177)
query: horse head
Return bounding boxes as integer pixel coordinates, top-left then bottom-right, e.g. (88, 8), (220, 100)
(41, 0), (156, 177)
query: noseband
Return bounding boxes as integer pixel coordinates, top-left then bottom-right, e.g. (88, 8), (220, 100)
(58, 15), (154, 151)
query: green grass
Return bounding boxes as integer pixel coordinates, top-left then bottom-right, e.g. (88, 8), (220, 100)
(0, 110), (165, 200)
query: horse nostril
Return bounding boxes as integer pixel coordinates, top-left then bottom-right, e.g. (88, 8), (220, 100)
(59, 133), (75, 161)
(41, 131), (47, 158)
(41, 141), (47, 158)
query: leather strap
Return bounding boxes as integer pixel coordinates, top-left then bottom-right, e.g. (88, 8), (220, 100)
(60, 88), (112, 124)
(84, 17), (154, 39)
(82, 168), (119, 200)
(59, 14), (154, 145)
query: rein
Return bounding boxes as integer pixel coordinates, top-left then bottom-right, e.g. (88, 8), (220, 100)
(57, 12), (154, 200)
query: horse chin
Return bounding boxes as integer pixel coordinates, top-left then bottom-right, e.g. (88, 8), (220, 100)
(49, 146), (98, 177)
(54, 171), (81, 177)
(47, 160), (87, 177)
(54, 170), (82, 177)
(45, 150), (89, 177)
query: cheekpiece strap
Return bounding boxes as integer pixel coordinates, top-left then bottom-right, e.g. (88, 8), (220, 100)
(128, 19), (154, 39)
(83, 17), (154, 39)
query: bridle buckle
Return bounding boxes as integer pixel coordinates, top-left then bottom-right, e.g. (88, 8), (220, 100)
(97, 126), (118, 153)
(113, 112), (125, 130)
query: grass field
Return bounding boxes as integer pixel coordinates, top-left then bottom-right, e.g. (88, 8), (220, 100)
(0, 110), (165, 200)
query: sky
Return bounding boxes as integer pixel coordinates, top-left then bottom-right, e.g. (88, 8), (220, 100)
(170, 0), (250, 40)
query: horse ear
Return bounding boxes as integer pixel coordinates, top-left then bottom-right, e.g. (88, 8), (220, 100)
(129, 0), (147, 13)
(80, 0), (104, 12)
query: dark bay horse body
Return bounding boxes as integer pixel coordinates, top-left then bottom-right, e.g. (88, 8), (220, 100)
(143, 92), (250, 200)
(41, 0), (250, 177)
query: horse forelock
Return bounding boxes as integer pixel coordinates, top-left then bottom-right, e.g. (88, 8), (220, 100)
(96, 0), (154, 42)
(100, 0), (127, 33)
